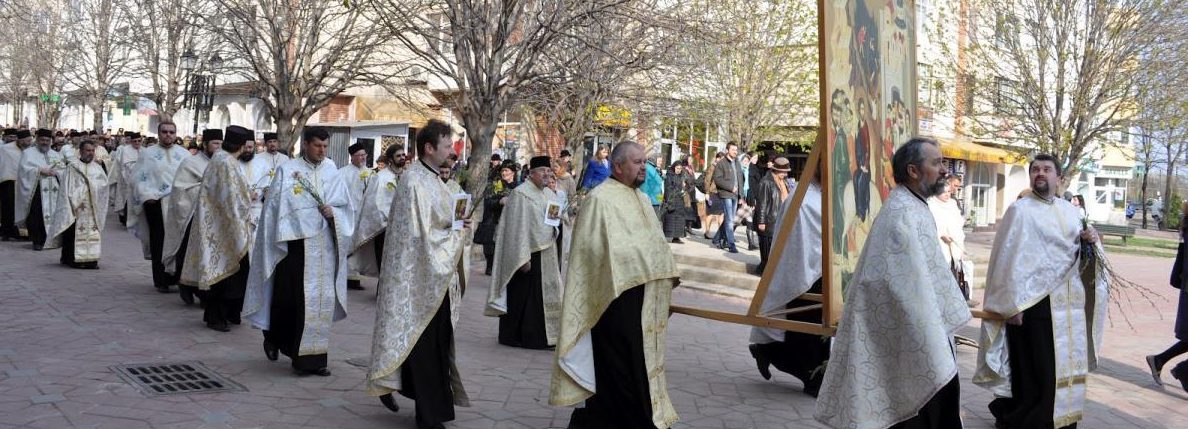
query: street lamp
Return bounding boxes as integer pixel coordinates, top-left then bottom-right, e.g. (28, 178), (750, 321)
(181, 50), (221, 135)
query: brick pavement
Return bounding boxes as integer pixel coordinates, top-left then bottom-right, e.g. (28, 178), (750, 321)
(0, 217), (1185, 428)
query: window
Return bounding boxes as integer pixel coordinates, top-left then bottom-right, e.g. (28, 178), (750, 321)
(994, 12), (1017, 47)
(995, 76), (1018, 114)
(427, 13), (453, 54)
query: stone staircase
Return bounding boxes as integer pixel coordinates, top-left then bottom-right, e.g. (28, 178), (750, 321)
(672, 252), (760, 299)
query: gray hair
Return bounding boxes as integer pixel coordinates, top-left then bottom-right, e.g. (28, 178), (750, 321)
(891, 137), (939, 184)
(610, 141), (643, 166)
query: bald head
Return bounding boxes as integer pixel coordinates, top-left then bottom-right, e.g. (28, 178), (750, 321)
(610, 141), (646, 188)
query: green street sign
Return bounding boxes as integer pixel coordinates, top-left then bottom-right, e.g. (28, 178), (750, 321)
(38, 94), (61, 103)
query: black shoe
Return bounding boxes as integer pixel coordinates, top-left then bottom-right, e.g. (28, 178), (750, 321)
(803, 378), (821, 398)
(1171, 364), (1188, 393)
(263, 340), (279, 361)
(32, 243), (42, 251)
(728, 247), (739, 254)
(297, 367), (331, 377)
(347, 280), (364, 291)
(671, 238), (683, 244)
(229, 318), (241, 325)
(1146, 355), (1164, 386)
(748, 245), (759, 251)
(748, 344), (772, 380)
(179, 288), (195, 305)
(155, 285), (171, 293)
(379, 393), (400, 413)
(206, 322), (230, 332)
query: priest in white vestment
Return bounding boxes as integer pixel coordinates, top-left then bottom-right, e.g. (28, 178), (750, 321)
(182, 126), (256, 333)
(365, 121), (470, 428)
(131, 123), (190, 292)
(815, 138), (971, 429)
(45, 141), (108, 268)
(243, 126), (354, 377)
(748, 174), (829, 397)
(15, 129), (65, 250)
(108, 136), (141, 230)
(550, 142), (681, 429)
(339, 142), (372, 290)
(163, 129), (222, 305)
(974, 154), (1108, 429)
(258, 132), (290, 180)
(0, 129), (31, 240)
(349, 145), (406, 280)
(486, 155), (563, 350)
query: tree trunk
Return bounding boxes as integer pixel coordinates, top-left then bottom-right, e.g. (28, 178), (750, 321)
(461, 112), (498, 200)
(1163, 161), (1178, 229)
(91, 101), (104, 133)
(1140, 170), (1149, 229)
(275, 117), (299, 156)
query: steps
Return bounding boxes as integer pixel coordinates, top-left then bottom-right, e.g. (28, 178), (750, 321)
(672, 253), (760, 293)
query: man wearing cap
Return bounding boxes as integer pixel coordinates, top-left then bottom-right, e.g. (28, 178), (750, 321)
(131, 121), (190, 293)
(16, 129), (65, 250)
(260, 132), (289, 176)
(163, 129), (222, 305)
(752, 157), (793, 274)
(0, 128), (30, 240)
(244, 126), (354, 377)
(45, 140), (108, 268)
(350, 144), (406, 280)
(485, 155), (563, 349)
(181, 126), (256, 332)
(340, 141), (371, 291)
(108, 130), (141, 228)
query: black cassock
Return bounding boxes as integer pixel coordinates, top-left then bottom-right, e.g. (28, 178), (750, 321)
(988, 296), (1077, 429)
(400, 294), (457, 429)
(177, 221), (207, 304)
(264, 240), (327, 371)
(26, 187), (46, 247)
(204, 256), (248, 327)
(750, 279), (831, 396)
(144, 200), (175, 288)
(568, 285), (656, 429)
(499, 251), (549, 349)
(57, 223), (95, 268)
(0, 180), (21, 239)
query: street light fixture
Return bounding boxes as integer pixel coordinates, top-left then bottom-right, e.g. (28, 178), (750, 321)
(181, 51), (221, 135)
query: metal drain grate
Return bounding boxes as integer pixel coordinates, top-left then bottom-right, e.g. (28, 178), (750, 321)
(110, 361), (246, 396)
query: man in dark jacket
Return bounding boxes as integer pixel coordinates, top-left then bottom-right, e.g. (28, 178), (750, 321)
(753, 157), (792, 273)
(712, 142), (744, 253)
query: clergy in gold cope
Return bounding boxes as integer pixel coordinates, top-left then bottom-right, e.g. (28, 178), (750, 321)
(550, 141), (681, 429)
(486, 154), (563, 350)
(365, 120), (470, 429)
(45, 140), (108, 268)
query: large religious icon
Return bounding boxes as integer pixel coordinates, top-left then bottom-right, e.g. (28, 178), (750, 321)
(823, 0), (916, 294)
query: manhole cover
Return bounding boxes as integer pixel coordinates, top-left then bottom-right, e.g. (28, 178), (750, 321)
(110, 361), (246, 396)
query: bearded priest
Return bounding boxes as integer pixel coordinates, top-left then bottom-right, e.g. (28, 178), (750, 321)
(243, 126), (355, 376)
(349, 144), (407, 280)
(814, 138), (972, 429)
(15, 129), (64, 251)
(340, 141), (371, 291)
(46, 140), (108, 268)
(486, 155), (563, 350)
(366, 120), (471, 429)
(163, 129), (222, 305)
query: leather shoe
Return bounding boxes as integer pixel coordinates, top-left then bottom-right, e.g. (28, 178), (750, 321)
(749, 344), (772, 380)
(155, 285), (172, 293)
(347, 280), (364, 290)
(1171, 363), (1188, 393)
(263, 340), (279, 361)
(206, 322), (230, 332)
(379, 393), (400, 413)
(1146, 355), (1163, 386)
(298, 367), (331, 377)
(179, 288), (195, 305)
(32, 243), (42, 251)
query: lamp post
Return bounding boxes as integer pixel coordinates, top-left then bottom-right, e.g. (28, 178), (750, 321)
(180, 50), (223, 135)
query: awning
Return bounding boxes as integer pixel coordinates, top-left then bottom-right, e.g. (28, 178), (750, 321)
(936, 137), (1025, 165)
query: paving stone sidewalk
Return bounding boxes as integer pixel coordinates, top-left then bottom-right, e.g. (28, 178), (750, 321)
(0, 218), (1184, 428)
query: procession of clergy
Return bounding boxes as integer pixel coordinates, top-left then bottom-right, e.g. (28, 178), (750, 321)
(0, 121), (1107, 429)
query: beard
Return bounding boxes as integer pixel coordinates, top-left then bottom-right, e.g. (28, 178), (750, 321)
(239, 151), (255, 162)
(923, 178), (946, 198)
(1032, 178), (1050, 196)
(394, 159), (407, 168)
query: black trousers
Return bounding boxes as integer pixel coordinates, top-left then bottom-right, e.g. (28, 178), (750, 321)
(177, 221), (206, 303)
(889, 375), (962, 429)
(751, 280), (830, 395)
(204, 256), (249, 326)
(569, 286), (656, 429)
(757, 233), (773, 273)
(373, 229), (386, 269)
(143, 200), (175, 288)
(0, 180), (19, 239)
(989, 297), (1077, 429)
(263, 240), (328, 371)
(499, 251), (549, 349)
(400, 294), (456, 429)
(483, 243), (496, 274)
(26, 189), (46, 248)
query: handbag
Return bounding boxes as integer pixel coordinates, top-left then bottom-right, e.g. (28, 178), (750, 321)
(949, 244), (970, 300)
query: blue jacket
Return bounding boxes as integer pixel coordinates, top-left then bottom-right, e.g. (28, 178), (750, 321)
(642, 162), (663, 205)
(581, 159), (610, 190)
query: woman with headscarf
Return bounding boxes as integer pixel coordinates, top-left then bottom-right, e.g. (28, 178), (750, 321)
(475, 161), (518, 275)
(662, 160), (694, 243)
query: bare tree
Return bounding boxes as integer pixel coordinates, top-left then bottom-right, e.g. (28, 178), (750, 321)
(366, 0), (676, 197)
(1132, 26), (1188, 228)
(675, 0), (817, 151)
(209, 0), (389, 149)
(122, 0), (219, 122)
(62, 0), (135, 131)
(0, 20), (33, 126)
(963, 0), (1185, 189)
(4, 0), (75, 129)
